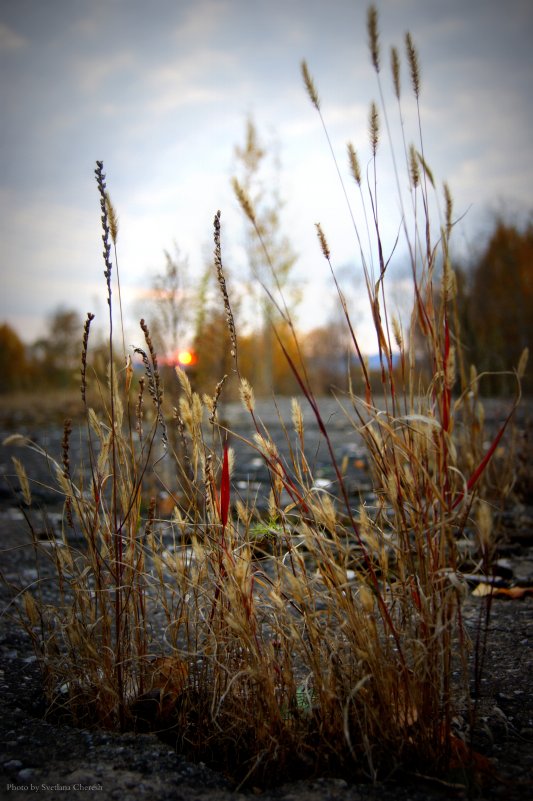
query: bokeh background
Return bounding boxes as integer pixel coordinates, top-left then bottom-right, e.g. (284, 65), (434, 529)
(1, 0), (532, 395)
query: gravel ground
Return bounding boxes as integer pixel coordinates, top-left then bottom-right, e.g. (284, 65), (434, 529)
(1, 538), (532, 801)
(1, 398), (533, 801)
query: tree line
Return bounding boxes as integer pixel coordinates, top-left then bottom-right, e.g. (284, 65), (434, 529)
(1, 215), (530, 398)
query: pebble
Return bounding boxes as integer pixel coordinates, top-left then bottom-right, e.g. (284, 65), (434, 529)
(18, 768), (35, 781)
(4, 759), (23, 769)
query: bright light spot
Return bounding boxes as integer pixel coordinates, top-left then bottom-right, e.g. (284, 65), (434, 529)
(178, 350), (194, 366)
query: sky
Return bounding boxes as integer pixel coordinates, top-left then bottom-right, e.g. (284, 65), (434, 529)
(1, 0), (532, 354)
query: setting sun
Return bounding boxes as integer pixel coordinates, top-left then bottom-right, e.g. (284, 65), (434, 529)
(177, 349), (195, 366)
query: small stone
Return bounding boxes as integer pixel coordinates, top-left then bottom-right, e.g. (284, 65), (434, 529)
(4, 759), (22, 769)
(18, 768), (35, 781)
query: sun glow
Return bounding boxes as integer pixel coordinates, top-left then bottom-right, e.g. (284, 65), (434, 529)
(177, 349), (195, 366)
(159, 349), (197, 367)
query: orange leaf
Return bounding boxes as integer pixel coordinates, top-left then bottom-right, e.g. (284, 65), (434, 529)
(472, 584), (533, 599)
(494, 586), (533, 599)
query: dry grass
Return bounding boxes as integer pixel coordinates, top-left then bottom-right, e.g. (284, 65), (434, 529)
(3, 4), (525, 791)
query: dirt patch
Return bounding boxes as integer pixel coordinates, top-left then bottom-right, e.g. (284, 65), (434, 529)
(1, 508), (533, 801)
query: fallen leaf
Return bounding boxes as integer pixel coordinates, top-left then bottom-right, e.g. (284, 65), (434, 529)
(472, 584), (533, 599)
(493, 586), (533, 599)
(472, 583), (493, 597)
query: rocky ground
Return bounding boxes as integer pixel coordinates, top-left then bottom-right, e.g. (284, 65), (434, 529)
(1, 398), (532, 801)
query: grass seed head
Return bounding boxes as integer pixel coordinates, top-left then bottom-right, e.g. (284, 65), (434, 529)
(301, 59), (320, 110)
(517, 346), (529, 380)
(213, 210), (238, 361)
(390, 45), (401, 99)
(239, 377), (255, 412)
(315, 222), (331, 260)
(443, 182), (453, 238)
(347, 142), (362, 186)
(392, 317), (403, 350)
(369, 101), (380, 156)
(409, 144), (420, 188)
(12, 456), (31, 505)
(367, 5), (380, 73)
(291, 397), (304, 439)
(405, 31), (421, 98)
(105, 192), (119, 244)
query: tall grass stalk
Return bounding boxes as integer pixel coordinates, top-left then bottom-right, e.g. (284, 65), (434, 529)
(5, 4), (524, 790)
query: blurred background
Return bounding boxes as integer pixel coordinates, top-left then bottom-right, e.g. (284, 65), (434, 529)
(0, 0), (531, 399)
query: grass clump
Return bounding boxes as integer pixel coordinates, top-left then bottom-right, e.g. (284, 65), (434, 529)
(3, 4), (525, 791)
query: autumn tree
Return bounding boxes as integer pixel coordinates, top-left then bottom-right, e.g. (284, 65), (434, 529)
(0, 323), (30, 392)
(303, 321), (352, 395)
(191, 264), (236, 396)
(31, 307), (83, 388)
(232, 118), (299, 394)
(457, 219), (532, 395)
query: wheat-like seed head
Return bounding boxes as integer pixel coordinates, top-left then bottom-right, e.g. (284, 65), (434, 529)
(315, 222), (330, 260)
(61, 417), (72, 476)
(235, 499), (252, 527)
(213, 211), (238, 361)
(239, 377), (255, 412)
(253, 433), (279, 461)
(390, 46), (401, 99)
(80, 312), (94, 404)
(209, 374), (228, 424)
(369, 101), (380, 156)
(441, 258), (457, 300)
(367, 5), (380, 73)
(445, 345), (456, 390)
(231, 177), (256, 225)
(94, 161), (112, 299)
(179, 397), (193, 434)
(12, 456), (31, 505)
(300, 60), (320, 110)
(267, 488), (278, 521)
(392, 317), (403, 350)
(347, 142), (362, 186)
(176, 365), (192, 401)
(105, 192), (119, 244)
(443, 182), (453, 238)
(405, 32), (421, 98)
(517, 347), (529, 379)
(417, 150), (435, 188)
(409, 144), (420, 188)
(291, 397), (304, 439)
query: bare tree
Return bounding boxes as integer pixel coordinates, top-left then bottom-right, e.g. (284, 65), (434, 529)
(148, 244), (190, 359)
(233, 118), (299, 393)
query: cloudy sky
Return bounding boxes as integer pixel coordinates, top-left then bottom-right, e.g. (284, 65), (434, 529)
(1, 0), (532, 353)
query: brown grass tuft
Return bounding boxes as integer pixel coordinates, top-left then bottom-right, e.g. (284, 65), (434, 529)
(7, 8), (522, 792)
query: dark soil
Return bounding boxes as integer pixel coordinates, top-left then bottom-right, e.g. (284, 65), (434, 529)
(1, 400), (533, 801)
(2, 513), (533, 801)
